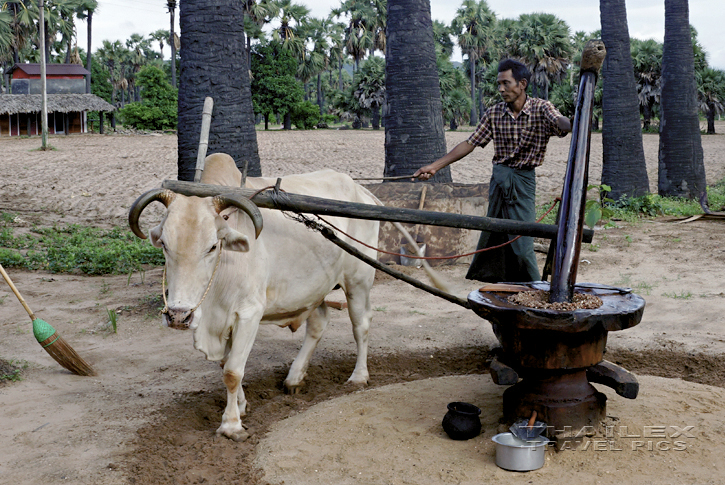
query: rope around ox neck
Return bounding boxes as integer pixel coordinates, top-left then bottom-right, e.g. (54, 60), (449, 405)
(161, 240), (223, 316)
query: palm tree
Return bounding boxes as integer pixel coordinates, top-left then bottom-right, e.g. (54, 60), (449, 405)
(353, 55), (384, 129)
(74, 0), (96, 93)
(300, 16), (331, 115)
(698, 68), (725, 134)
(658, 0), (707, 203)
(599, 0), (649, 200)
(150, 29), (168, 59)
(166, 0), (176, 87)
(269, 0), (309, 60)
(327, 19), (348, 91)
(384, 0), (449, 181)
(432, 19), (453, 59)
(96, 39), (125, 103)
(242, 0), (276, 70)
(178, 0), (260, 180)
(630, 38), (662, 130)
(509, 13), (573, 100)
(331, 0), (376, 71)
(451, 0), (497, 125)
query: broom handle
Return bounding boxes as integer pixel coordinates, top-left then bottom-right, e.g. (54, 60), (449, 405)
(0, 263), (37, 321)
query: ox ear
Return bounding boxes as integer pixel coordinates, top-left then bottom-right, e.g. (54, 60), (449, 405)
(218, 226), (251, 252)
(149, 224), (164, 248)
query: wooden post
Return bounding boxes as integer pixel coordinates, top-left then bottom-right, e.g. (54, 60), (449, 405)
(194, 97), (214, 183)
(39, 0), (48, 149)
(99, 112), (104, 134)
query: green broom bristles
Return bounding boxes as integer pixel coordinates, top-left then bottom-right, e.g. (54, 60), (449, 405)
(33, 318), (96, 377)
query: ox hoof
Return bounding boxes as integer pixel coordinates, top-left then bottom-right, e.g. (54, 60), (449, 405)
(284, 383), (304, 395)
(216, 427), (250, 443)
(344, 378), (368, 390)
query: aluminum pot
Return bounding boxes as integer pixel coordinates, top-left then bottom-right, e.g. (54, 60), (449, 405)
(492, 432), (549, 471)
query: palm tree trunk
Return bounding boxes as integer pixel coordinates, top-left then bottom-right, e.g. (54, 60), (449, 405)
(86, 10), (93, 94)
(338, 64), (343, 90)
(178, 0), (261, 180)
(658, 0), (707, 200)
(706, 103), (715, 134)
(317, 73), (323, 115)
(384, 0), (450, 182)
(600, 0), (650, 199)
(469, 57), (477, 125)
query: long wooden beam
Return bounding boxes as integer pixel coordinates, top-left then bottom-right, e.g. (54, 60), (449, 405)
(161, 179), (594, 243)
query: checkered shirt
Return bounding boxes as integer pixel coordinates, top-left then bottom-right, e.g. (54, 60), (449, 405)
(467, 97), (567, 170)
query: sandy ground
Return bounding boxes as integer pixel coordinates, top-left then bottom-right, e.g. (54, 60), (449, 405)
(0, 127), (724, 484)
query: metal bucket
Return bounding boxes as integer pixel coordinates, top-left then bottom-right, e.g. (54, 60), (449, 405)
(400, 244), (426, 267)
(492, 432), (549, 471)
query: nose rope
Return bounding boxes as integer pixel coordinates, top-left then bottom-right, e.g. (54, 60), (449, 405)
(161, 240), (224, 317)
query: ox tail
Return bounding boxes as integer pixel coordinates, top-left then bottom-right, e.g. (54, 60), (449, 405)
(357, 186), (452, 294)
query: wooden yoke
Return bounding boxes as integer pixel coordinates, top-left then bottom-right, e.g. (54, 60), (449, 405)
(549, 40), (607, 303)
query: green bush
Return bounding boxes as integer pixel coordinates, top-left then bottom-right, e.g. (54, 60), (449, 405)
(118, 65), (177, 130)
(291, 101), (321, 130)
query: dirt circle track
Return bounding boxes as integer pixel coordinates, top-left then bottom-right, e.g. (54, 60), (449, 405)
(1, 130), (724, 484)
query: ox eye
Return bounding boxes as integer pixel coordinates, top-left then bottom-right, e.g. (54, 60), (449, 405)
(222, 215), (229, 221)
(209, 244), (217, 253)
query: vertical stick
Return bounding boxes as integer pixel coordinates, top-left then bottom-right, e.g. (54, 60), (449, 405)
(194, 96), (214, 182)
(39, 0), (48, 150)
(549, 41), (606, 303)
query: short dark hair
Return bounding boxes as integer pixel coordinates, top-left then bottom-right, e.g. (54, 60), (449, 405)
(498, 59), (531, 87)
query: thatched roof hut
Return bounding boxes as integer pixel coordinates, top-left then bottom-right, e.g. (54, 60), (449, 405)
(0, 94), (115, 115)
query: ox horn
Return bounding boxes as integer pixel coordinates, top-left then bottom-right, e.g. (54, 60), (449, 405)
(213, 193), (264, 239)
(128, 188), (176, 239)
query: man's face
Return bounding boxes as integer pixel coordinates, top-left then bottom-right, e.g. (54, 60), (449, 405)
(497, 69), (526, 103)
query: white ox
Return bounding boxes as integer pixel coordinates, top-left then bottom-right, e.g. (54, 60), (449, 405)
(129, 153), (379, 441)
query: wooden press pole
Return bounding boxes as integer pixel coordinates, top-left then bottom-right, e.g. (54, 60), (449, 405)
(193, 97), (214, 182)
(548, 40), (606, 303)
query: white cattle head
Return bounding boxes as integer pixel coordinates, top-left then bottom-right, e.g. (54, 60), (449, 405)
(129, 189), (263, 329)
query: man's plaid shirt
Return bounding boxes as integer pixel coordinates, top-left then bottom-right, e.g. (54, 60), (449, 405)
(467, 97), (567, 170)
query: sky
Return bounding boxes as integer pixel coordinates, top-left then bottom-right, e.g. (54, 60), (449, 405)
(74, 0), (724, 70)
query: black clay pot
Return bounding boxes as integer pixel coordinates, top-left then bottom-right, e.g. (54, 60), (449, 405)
(442, 401), (482, 440)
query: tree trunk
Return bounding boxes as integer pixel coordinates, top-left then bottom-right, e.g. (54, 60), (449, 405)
(86, 10), (92, 94)
(338, 65), (343, 90)
(706, 104), (715, 134)
(642, 99), (653, 130)
(600, 0), (650, 200)
(371, 107), (380, 129)
(283, 112), (291, 130)
(317, 73), (324, 115)
(178, 0), (261, 181)
(469, 57), (477, 125)
(170, 7), (177, 88)
(658, 0), (707, 200)
(384, 0), (450, 182)
(264, 113), (269, 131)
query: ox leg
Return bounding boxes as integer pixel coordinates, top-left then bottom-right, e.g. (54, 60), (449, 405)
(217, 321), (260, 442)
(345, 283), (373, 386)
(284, 303), (330, 394)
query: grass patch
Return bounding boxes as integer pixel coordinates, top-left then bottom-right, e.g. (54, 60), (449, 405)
(0, 221), (163, 275)
(0, 359), (28, 383)
(662, 291), (693, 300)
(107, 308), (118, 333)
(537, 178), (725, 225)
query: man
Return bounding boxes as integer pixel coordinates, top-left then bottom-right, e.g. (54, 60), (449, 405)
(414, 59), (571, 283)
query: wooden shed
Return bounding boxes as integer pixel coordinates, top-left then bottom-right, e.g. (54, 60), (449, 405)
(0, 93), (115, 136)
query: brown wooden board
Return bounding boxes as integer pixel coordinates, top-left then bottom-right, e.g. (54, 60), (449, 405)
(364, 182), (489, 266)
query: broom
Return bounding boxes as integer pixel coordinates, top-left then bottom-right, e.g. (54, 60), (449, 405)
(0, 263), (96, 376)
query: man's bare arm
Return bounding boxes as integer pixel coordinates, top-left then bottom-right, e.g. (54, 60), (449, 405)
(413, 141), (476, 180)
